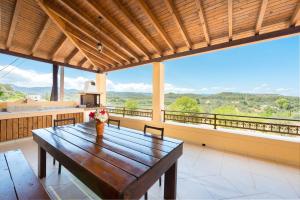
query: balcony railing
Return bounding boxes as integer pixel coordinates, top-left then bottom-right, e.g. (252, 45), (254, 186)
(106, 106), (300, 136)
(162, 110), (300, 136)
(106, 106), (153, 119)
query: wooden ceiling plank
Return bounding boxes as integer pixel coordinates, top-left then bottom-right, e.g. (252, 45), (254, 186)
(86, 0), (151, 59)
(59, 0), (139, 62)
(51, 35), (67, 59)
(31, 18), (52, 54)
(36, 0), (104, 72)
(65, 48), (79, 63)
(256, 0), (269, 34)
(195, 0), (210, 45)
(164, 0), (192, 49)
(112, 0), (162, 55)
(228, 0), (233, 41)
(291, 2), (300, 26)
(6, 0), (22, 49)
(136, 0), (175, 51)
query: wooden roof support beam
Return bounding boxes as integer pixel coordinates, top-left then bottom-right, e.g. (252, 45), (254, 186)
(45, 4), (128, 65)
(51, 35), (67, 59)
(136, 0), (175, 52)
(112, 0), (162, 55)
(59, 0), (138, 62)
(255, 0), (268, 34)
(291, 2), (300, 26)
(164, 0), (192, 49)
(78, 57), (87, 66)
(66, 26), (122, 65)
(6, 0), (22, 49)
(84, 52), (111, 71)
(31, 18), (51, 54)
(195, 0), (210, 45)
(77, 41), (114, 67)
(86, 0), (151, 60)
(65, 48), (79, 63)
(228, 0), (233, 41)
(36, 0), (104, 72)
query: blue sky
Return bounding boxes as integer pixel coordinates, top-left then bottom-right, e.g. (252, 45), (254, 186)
(0, 35), (299, 96)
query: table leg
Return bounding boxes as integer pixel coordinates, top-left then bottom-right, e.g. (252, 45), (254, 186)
(164, 162), (177, 199)
(38, 146), (46, 179)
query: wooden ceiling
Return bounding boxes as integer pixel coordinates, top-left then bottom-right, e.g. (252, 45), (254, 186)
(1, 0), (300, 73)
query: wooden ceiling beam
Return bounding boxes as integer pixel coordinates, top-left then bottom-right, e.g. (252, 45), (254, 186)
(163, 0), (192, 49)
(45, 3), (128, 65)
(51, 35), (67, 59)
(256, 0), (269, 34)
(136, 0), (175, 52)
(112, 0), (162, 55)
(228, 0), (233, 41)
(195, 0), (210, 45)
(291, 2), (300, 26)
(84, 52), (111, 71)
(77, 40), (114, 67)
(59, 0), (139, 62)
(31, 18), (52, 54)
(6, 0), (22, 49)
(36, 0), (104, 72)
(65, 48), (79, 63)
(78, 57), (87, 66)
(66, 26), (122, 65)
(0, 48), (97, 73)
(86, 0), (151, 60)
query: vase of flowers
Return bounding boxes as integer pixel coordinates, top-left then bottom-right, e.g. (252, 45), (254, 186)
(89, 108), (109, 136)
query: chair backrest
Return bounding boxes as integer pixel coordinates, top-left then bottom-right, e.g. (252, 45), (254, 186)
(54, 118), (75, 127)
(107, 118), (120, 129)
(143, 125), (164, 139)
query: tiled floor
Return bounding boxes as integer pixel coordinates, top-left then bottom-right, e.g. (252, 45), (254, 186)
(0, 137), (299, 200)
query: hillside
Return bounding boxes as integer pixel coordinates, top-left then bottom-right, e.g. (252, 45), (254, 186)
(0, 84), (299, 119)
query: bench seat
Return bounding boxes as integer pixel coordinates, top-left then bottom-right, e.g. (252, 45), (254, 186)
(0, 149), (50, 200)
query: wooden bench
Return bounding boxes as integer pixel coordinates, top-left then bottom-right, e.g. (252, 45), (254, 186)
(0, 149), (50, 200)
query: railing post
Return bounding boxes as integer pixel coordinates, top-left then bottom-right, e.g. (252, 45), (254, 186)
(214, 114), (217, 129)
(123, 107), (125, 118)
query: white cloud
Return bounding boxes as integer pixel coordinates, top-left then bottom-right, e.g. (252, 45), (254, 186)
(107, 80), (196, 93)
(0, 65), (89, 90)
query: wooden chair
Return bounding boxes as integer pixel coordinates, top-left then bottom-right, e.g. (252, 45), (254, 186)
(53, 117), (75, 174)
(107, 118), (121, 129)
(143, 125), (164, 199)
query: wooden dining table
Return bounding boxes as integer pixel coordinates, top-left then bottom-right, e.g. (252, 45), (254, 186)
(32, 121), (183, 199)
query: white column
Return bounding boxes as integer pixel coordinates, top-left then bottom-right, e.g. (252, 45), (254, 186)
(152, 62), (164, 122)
(96, 73), (107, 106)
(59, 66), (64, 101)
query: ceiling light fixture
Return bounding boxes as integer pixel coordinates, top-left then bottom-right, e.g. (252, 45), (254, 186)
(97, 42), (103, 53)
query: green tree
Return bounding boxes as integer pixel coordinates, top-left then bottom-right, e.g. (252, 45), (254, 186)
(276, 98), (290, 110)
(124, 99), (139, 110)
(213, 105), (239, 115)
(168, 96), (203, 113)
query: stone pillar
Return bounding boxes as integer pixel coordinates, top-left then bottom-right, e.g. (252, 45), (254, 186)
(96, 73), (107, 106)
(152, 62), (164, 122)
(59, 66), (64, 101)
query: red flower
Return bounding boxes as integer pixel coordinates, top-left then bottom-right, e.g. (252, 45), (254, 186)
(89, 112), (95, 119)
(100, 109), (106, 115)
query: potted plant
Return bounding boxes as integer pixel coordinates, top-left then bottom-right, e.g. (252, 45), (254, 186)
(89, 108), (109, 136)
